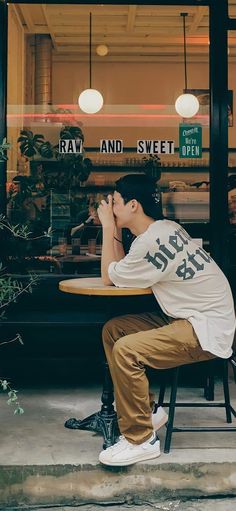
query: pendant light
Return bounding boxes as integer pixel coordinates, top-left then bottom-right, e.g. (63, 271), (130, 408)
(96, 44), (109, 56)
(175, 13), (199, 118)
(78, 13), (104, 114)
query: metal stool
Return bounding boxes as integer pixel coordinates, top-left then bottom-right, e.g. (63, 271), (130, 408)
(158, 357), (236, 453)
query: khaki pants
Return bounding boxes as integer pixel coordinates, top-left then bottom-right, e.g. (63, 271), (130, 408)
(102, 311), (215, 445)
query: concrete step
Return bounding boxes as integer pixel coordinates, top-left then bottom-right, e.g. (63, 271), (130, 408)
(0, 384), (236, 508)
(6, 500), (236, 511)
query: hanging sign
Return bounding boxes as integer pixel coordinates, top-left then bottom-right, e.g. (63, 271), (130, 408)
(137, 140), (174, 154)
(100, 139), (123, 153)
(58, 139), (83, 153)
(179, 124), (202, 158)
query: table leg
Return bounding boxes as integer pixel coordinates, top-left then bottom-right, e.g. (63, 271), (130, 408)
(64, 361), (119, 448)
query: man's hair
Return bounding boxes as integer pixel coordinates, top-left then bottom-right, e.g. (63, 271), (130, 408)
(115, 174), (164, 220)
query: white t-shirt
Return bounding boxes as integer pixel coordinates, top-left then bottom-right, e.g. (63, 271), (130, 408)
(108, 220), (236, 359)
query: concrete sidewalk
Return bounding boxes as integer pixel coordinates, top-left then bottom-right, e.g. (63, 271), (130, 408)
(0, 380), (236, 508)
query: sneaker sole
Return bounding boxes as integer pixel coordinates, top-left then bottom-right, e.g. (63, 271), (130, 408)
(152, 414), (168, 431)
(99, 450), (161, 467)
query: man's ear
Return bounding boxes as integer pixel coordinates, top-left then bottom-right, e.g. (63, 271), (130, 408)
(131, 199), (138, 211)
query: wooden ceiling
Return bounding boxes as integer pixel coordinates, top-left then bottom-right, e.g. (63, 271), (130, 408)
(13, 2), (236, 62)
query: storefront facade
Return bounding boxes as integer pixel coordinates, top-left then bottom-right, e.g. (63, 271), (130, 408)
(0, 0), (234, 276)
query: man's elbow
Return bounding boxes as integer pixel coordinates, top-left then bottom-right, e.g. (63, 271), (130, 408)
(102, 276), (114, 286)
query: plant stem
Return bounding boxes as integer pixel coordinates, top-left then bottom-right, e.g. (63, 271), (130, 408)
(0, 333), (23, 347)
(0, 275), (38, 310)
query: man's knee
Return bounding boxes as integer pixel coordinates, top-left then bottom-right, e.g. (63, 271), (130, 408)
(112, 335), (134, 363)
(102, 316), (125, 346)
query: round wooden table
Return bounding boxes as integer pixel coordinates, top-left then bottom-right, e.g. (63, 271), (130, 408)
(59, 277), (152, 448)
(59, 276), (152, 296)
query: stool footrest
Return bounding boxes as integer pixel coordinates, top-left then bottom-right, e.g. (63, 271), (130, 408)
(171, 426), (236, 432)
(162, 402), (234, 408)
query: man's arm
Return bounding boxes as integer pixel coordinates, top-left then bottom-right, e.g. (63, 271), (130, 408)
(97, 195), (121, 286)
(101, 226), (117, 285)
(113, 227), (125, 261)
(101, 227), (125, 286)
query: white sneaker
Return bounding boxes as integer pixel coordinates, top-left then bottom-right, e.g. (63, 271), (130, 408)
(99, 432), (161, 467)
(152, 405), (168, 431)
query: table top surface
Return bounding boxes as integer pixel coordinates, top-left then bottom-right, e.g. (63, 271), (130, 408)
(59, 277), (153, 296)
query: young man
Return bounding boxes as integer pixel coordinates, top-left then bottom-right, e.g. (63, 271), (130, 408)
(97, 174), (236, 467)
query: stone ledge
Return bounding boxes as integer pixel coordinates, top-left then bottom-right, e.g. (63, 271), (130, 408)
(0, 461), (236, 508)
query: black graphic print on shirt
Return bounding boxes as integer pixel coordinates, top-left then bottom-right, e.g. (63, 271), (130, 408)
(144, 227), (212, 280)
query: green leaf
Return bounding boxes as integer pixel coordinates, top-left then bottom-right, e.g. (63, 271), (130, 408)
(33, 134), (44, 142)
(17, 136), (28, 143)
(14, 406), (24, 415)
(20, 130), (34, 137)
(17, 334), (24, 345)
(0, 379), (9, 391)
(38, 141), (54, 159)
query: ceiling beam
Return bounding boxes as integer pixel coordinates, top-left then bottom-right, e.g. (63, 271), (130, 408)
(126, 5), (137, 33)
(26, 26), (50, 34)
(188, 6), (208, 35)
(54, 35), (209, 46)
(53, 54), (211, 64)
(11, 4), (24, 29)
(42, 5), (58, 51)
(55, 45), (210, 56)
(19, 4), (35, 33)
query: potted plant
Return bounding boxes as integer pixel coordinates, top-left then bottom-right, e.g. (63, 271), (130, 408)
(142, 154), (162, 181)
(17, 125), (93, 187)
(0, 215), (52, 413)
(17, 131), (45, 159)
(1, 139), (53, 413)
(0, 137), (11, 161)
(56, 126), (92, 184)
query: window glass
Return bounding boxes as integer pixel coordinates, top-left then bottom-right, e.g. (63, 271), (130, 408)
(6, 3), (210, 274)
(229, 1), (236, 19)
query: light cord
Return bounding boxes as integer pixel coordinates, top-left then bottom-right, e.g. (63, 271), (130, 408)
(89, 12), (92, 88)
(181, 13), (188, 91)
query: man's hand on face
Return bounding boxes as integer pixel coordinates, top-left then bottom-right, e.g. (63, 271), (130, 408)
(97, 194), (116, 229)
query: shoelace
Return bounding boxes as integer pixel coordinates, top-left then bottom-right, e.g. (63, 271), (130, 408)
(106, 435), (128, 451)
(105, 435), (128, 452)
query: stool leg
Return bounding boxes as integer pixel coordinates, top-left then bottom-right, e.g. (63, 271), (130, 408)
(204, 359), (215, 401)
(230, 355), (236, 383)
(204, 374), (215, 401)
(164, 367), (179, 454)
(158, 374), (166, 407)
(222, 360), (232, 423)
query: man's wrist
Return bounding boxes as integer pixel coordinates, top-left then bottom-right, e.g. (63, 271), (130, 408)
(102, 226), (115, 236)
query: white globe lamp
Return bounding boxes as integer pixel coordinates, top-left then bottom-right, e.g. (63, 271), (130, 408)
(175, 93), (199, 118)
(78, 13), (104, 114)
(175, 13), (199, 119)
(78, 88), (104, 114)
